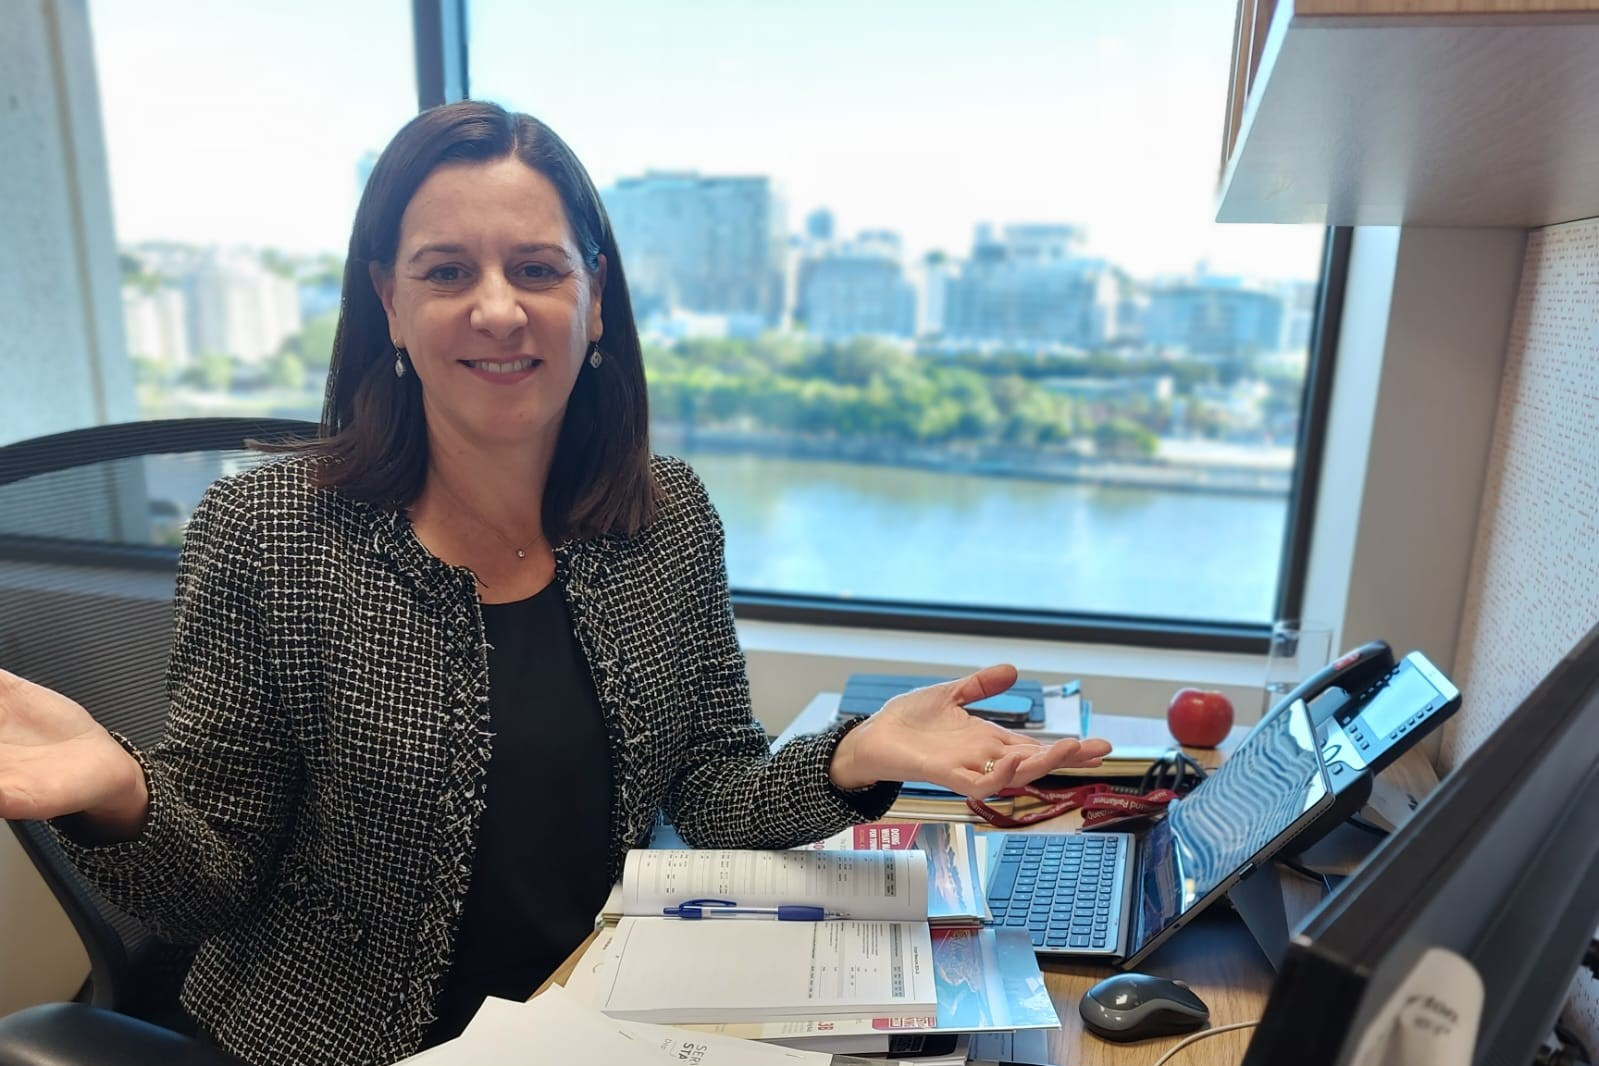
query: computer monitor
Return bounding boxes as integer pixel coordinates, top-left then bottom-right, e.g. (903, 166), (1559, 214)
(1242, 620), (1599, 1066)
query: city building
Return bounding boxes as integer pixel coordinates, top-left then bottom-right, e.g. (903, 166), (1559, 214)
(1144, 275), (1287, 357)
(918, 251), (955, 336)
(1275, 279), (1319, 351)
(121, 285), (190, 366)
(187, 248), (303, 364)
(795, 230), (916, 340)
(941, 223), (1123, 350)
(603, 171), (786, 327)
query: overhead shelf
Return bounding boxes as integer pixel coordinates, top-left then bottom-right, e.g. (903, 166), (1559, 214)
(1216, 1), (1599, 226)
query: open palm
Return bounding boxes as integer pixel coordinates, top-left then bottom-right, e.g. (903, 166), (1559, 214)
(835, 664), (1113, 798)
(0, 669), (143, 824)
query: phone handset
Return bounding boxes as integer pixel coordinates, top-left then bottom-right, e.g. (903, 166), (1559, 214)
(1274, 639), (1396, 730)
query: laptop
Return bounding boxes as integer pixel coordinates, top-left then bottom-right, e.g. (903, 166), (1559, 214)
(984, 695), (1333, 970)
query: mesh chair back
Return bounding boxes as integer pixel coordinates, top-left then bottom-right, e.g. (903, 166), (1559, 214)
(0, 418), (314, 1019)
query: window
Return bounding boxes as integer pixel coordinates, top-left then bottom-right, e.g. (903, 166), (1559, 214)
(4, 0), (1338, 645)
(91, 0), (413, 429)
(468, 1), (1332, 634)
(0, 0), (414, 523)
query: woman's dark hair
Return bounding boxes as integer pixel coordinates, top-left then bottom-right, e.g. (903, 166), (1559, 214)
(285, 100), (655, 542)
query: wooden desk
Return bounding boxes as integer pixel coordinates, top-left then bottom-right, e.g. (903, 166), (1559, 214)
(548, 696), (1273, 1066)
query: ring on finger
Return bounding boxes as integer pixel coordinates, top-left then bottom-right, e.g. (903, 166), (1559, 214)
(982, 757), (997, 775)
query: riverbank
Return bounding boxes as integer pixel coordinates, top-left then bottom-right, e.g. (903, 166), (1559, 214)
(653, 424), (1293, 497)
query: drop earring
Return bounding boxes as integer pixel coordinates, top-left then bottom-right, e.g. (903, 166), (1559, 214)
(394, 347), (407, 378)
(588, 343), (605, 369)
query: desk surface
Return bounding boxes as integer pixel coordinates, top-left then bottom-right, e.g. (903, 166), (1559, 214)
(550, 695), (1273, 1066)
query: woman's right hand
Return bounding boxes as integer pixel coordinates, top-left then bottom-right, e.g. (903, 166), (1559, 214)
(0, 668), (149, 839)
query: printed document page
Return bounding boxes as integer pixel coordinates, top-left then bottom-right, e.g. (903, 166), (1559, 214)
(392, 993), (670, 1065)
(396, 988), (832, 1064)
(797, 822), (987, 925)
(613, 1013), (830, 1063)
(583, 916), (937, 1023)
(621, 848), (927, 921)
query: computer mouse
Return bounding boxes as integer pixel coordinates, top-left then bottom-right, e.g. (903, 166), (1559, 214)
(1078, 972), (1210, 1042)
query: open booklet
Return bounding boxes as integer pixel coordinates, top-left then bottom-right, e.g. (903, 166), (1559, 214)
(585, 848), (937, 1023)
(603, 821), (987, 927)
(793, 821), (988, 926)
(603, 846), (931, 923)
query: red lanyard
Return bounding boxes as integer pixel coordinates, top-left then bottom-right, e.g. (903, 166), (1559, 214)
(965, 782), (1181, 830)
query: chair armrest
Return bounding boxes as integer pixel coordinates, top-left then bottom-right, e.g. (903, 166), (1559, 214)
(0, 1003), (235, 1066)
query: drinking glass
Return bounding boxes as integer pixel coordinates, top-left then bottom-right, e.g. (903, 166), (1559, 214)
(1261, 619), (1334, 716)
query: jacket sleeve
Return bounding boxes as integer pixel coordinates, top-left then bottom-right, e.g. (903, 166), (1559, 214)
(50, 476), (301, 944)
(660, 463), (900, 849)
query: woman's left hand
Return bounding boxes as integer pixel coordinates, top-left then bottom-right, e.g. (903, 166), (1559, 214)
(828, 663), (1113, 798)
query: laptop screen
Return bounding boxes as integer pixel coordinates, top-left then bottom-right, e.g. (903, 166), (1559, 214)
(1128, 697), (1331, 960)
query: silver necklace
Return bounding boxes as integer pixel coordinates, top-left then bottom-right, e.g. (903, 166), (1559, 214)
(431, 476), (541, 561)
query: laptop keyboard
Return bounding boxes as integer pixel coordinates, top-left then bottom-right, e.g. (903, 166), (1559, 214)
(987, 833), (1128, 952)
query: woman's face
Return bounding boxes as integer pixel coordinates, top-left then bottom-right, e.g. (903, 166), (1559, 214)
(372, 156), (605, 455)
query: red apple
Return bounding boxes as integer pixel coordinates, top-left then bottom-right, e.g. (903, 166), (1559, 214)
(1166, 687), (1235, 748)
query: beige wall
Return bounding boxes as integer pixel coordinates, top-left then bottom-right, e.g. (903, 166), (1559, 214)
(0, 833), (89, 1014)
(1438, 215), (1599, 1047)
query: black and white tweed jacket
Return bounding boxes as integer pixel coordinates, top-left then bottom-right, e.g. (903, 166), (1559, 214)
(57, 454), (897, 1066)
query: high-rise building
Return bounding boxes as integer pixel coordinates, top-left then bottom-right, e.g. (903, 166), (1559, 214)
(1275, 279), (1319, 351)
(187, 248), (303, 364)
(1145, 276), (1287, 356)
(603, 171), (786, 327)
(121, 285), (191, 366)
(918, 252), (954, 336)
(795, 231), (916, 340)
(942, 224), (1120, 349)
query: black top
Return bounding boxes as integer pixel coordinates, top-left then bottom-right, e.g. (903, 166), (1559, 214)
(424, 581), (614, 1045)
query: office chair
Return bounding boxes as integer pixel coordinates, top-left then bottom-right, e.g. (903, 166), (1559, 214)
(0, 417), (315, 1066)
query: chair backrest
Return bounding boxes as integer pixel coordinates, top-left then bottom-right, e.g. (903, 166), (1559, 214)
(0, 417), (316, 1020)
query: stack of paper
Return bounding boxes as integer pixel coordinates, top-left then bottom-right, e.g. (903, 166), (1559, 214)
(575, 916), (936, 1023)
(396, 986), (830, 1064)
(569, 926), (1059, 1055)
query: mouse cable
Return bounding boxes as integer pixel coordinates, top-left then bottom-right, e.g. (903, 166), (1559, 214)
(1149, 1020), (1262, 1066)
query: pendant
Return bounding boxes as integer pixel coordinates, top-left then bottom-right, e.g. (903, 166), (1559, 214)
(516, 549), (526, 559)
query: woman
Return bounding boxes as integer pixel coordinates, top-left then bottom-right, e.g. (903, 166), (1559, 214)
(0, 102), (1108, 1066)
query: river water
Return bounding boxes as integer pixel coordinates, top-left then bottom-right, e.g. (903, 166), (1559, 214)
(678, 450), (1289, 624)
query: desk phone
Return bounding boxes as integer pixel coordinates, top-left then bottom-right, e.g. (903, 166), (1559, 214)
(1274, 642), (1461, 852)
(1319, 649), (1460, 782)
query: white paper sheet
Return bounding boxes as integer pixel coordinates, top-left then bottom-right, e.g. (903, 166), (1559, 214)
(582, 916), (938, 1023)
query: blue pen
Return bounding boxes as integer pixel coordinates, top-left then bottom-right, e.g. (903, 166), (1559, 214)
(662, 897), (839, 921)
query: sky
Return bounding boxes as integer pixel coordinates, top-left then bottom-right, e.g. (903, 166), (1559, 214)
(89, 0), (1324, 283)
